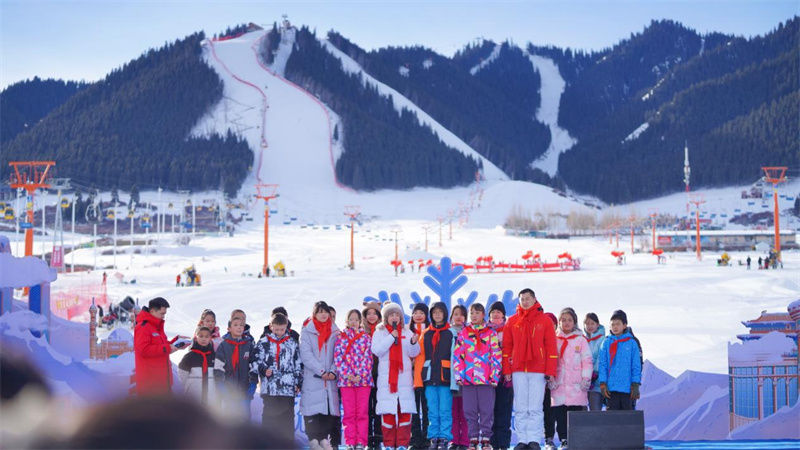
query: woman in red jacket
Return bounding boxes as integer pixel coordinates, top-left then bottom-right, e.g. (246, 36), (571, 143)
(134, 297), (182, 395)
(502, 289), (558, 450)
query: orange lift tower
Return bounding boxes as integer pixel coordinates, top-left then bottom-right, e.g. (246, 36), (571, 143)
(649, 210), (659, 251)
(689, 194), (706, 261)
(255, 183), (278, 276)
(9, 161), (55, 258)
(628, 215), (637, 255)
(762, 167), (788, 261)
(344, 205), (360, 270)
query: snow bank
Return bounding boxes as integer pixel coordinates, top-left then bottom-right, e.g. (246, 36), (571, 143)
(0, 253), (57, 288)
(0, 311), (131, 404)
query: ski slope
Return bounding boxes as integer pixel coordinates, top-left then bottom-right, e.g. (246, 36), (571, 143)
(469, 43), (502, 75)
(528, 54), (577, 176)
(187, 27), (583, 226)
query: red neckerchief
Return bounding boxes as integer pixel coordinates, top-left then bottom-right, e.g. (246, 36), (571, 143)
(191, 348), (212, 374)
(210, 326), (220, 340)
(428, 323), (451, 351)
(586, 334), (602, 342)
(267, 334), (291, 369)
(558, 334), (580, 358)
(386, 324), (404, 393)
(224, 338), (247, 372)
(367, 322), (378, 336)
(515, 303), (541, 362)
(466, 323), (490, 353)
(609, 336), (632, 367)
(313, 318), (332, 351)
(413, 322), (426, 336)
(345, 328), (365, 355)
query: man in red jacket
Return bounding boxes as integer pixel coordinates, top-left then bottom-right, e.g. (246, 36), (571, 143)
(134, 297), (181, 395)
(502, 289), (557, 450)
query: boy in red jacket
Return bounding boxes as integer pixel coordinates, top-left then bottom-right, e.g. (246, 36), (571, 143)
(134, 297), (182, 395)
(502, 289), (557, 450)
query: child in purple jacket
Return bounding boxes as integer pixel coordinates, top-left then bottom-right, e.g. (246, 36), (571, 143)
(334, 309), (374, 449)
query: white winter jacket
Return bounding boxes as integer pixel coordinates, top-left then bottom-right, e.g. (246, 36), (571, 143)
(371, 323), (420, 415)
(177, 366), (217, 404)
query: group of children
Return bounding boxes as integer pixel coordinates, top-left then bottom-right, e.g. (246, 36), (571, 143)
(175, 291), (642, 450)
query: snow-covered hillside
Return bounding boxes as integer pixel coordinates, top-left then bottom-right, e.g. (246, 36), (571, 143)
(319, 39), (507, 181)
(185, 27), (589, 227)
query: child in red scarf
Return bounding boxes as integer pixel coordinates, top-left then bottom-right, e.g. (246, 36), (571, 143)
(415, 301), (455, 450)
(178, 326), (217, 405)
(300, 301), (340, 450)
(362, 301), (383, 450)
(334, 309), (374, 449)
(502, 289), (557, 449)
(371, 302), (420, 450)
(409, 303), (430, 450)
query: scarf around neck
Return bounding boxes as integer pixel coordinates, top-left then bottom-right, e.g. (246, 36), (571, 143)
(386, 323), (404, 393)
(428, 322), (450, 351)
(313, 317), (332, 351)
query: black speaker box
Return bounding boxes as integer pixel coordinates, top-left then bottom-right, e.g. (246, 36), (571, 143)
(567, 410), (645, 449)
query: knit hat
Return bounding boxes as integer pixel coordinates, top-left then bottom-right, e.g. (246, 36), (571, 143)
(429, 301), (449, 324)
(544, 312), (557, 326)
(381, 302), (404, 327)
(489, 301), (506, 317)
(412, 302), (429, 317)
(611, 309), (628, 325)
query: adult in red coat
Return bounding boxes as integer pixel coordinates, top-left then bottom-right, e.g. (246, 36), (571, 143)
(134, 297), (180, 395)
(502, 289), (557, 450)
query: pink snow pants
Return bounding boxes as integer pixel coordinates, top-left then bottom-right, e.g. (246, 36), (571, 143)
(341, 386), (371, 446)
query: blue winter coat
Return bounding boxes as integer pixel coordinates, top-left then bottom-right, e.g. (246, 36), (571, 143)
(585, 325), (606, 392)
(597, 330), (641, 393)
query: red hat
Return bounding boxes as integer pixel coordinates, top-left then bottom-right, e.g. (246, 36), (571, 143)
(544, 312), (557, 326)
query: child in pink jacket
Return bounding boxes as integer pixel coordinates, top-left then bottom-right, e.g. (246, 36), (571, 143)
(546, 307), (593, 450)
(334, 309), (374, 449)
(453, 303), (502, 450)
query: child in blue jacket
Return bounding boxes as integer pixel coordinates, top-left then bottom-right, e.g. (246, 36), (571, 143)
(598, 310), (641, 410)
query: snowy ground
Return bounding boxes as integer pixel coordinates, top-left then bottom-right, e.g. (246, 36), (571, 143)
(9, 214), (796, 379)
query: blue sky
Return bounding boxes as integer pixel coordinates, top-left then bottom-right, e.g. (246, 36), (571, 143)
(1, 0), (797, 88)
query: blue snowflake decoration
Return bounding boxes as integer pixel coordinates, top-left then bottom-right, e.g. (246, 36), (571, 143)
(363, 256), (519, 321)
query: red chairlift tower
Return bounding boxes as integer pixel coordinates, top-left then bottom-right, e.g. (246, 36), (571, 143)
(255, 183), (278, 276)
(8, 161), (55, 258)
(762, 167), (788, 261)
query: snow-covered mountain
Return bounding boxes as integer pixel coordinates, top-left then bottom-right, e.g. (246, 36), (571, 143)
(2, 18), (796, 206)
(638, 369), (729, 440)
